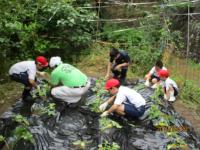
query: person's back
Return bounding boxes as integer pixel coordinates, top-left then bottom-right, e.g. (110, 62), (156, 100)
(49, 56), (90, 104)
(115, 86), (146, 108)
(51, 63), (87, 87)
(9, 61), (36, 79)
(113, 50), (130, 65)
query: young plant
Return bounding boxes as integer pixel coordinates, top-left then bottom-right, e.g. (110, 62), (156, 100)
(72, 140), (87, 150)
(88, 78), (107, 112)
(166, 132), (188, 150)
(98, 140), (120, 150)
(13, 126), (34, 144)
(0, 135), (9, 149)
(31, 83), (50, 100)
(14, 115), (29, 126)
(42, 103), (56, 116)
(99, 118), (122, 132)
(12, 114), (34, 146)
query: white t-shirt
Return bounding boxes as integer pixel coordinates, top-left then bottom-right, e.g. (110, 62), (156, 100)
(9, 61), (37, 80)
(162, 78), (178, 91)
(114, 86), (146, 108)
(150, 66), (167, 77)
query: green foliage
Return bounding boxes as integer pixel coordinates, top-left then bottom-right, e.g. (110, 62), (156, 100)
(42, 103), (56, 116)
(166, 132), (188, 150)
(12, 114), (34, 145)
(14, 115), (29, 126)
(13, 126), (34, 144)
(31, 83), (51, 100)
(99, 118), (122, 132)
(0, 0), (96, 76)
(98, 140), (120, 150)
(180, 80), (200, 105)
(0, 135), (5, 142)
(87, 78), (106, 113)
(101, 19), (163, 75)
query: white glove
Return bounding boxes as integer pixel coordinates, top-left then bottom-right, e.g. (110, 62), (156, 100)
(100, 111), (109, 117)
(99, 102), (108, 112)
(164, 94), (168, 100)
(145, 80), (150, 87)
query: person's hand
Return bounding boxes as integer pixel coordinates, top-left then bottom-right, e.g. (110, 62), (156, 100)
(114, 65), (121, 71)
(105, 74), (110, 80)
(99, 102), (108, 112)
(100, 111), (109, 117)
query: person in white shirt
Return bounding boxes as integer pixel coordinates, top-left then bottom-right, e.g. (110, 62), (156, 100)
(99, 79), (146, 118)
(9, 56), (49, 101)
(144, 60), (167, 89)
(158, 69), (179, 102)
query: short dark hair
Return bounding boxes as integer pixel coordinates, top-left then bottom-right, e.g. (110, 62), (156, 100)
(110, 47), (119, 58)
(155, 60), (163, 68)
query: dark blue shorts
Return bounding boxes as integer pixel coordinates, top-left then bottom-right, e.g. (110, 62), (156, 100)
(124, 104), (145, 119)
(10, 72), (31, 87)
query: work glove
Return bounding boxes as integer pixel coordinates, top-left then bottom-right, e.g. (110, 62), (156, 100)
(145, 80), (150, 87)
(99, 102), (108, 112)
(100, 111), (109, 117)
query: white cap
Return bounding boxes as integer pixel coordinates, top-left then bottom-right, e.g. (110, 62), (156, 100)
(49, 56), (62, 68)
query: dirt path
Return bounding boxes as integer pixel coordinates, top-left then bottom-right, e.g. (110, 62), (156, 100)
(0, 81), (23, 115)
(173, 100), (200, 134)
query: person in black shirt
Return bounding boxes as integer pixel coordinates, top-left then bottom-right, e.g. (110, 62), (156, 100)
(105, 48), (130, 84)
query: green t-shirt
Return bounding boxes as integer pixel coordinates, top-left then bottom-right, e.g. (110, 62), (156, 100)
(50, 63), (87, 87)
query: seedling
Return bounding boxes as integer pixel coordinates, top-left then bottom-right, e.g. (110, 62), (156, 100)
(99, 118), (122, 132)
(0, 135), (9, 149)
(12, 115), (34, 146)
(42, 103), (56, 116)
(98, 140), (120, 150)
(13, 126), (34, 144)
(88, 78), (107, 112)
(72, 140), (87, 149)
(31, 83), (50, 100)
(166, 132), (188, 150)
(14, 115), (29, 126)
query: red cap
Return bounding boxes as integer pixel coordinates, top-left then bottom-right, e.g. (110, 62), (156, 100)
(36, 56), (48, 67)
(158, 69), (169, 78)
(104, 79), (120, 90)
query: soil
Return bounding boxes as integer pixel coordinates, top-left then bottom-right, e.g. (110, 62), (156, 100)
(0, 81), (23, 115)
(173, 100), (200, 134)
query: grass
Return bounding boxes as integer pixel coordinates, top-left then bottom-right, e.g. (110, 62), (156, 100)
(163, 49), (200, 112)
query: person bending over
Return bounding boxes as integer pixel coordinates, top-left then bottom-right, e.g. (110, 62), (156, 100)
(99, 79), (146, 119)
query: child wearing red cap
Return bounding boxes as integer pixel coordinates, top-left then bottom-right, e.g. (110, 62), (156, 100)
(99, 79), (146, 118)
(9, 56), (49, 101)
(158, 69), (179, 102)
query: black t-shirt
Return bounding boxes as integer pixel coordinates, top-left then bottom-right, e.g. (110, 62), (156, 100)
(110, 50), (130, 65)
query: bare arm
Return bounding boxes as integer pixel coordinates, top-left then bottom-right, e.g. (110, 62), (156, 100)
(118, 62), (129, 67)
(105, 62), (112, 77)
(36, 71), (50, 81)
(107, 104), (120, 114)
(29, 79), (37, 88)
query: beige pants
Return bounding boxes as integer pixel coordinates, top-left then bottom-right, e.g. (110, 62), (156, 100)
(51, 80), (91, 103)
